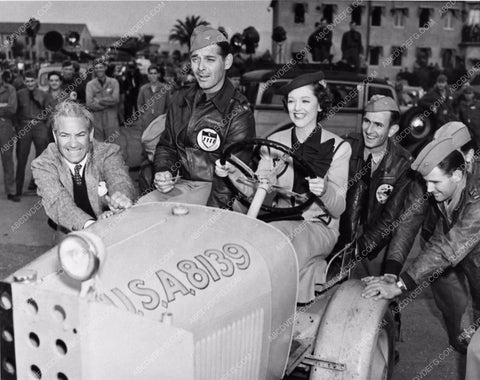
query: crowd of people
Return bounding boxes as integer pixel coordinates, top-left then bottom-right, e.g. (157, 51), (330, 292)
(2, 23), (480, 378)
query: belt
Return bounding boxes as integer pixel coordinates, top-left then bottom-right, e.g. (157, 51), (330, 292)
(47, 218), (71, 235)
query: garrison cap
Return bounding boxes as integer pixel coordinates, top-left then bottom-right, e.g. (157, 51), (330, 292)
(464, 85), (474, 94)
(190, 26), (228, 53)
(436, 74), (448, 83)
(434, 121), (471, 148)
(365, 95), (400, 113)
(279, 71), (325, 95)
(411, 137), (457, 176)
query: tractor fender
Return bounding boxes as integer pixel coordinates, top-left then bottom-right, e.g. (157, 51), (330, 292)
(309, 279), (394, 380)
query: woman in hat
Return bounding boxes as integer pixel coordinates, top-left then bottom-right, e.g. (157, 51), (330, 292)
(216, 71), (351, 303)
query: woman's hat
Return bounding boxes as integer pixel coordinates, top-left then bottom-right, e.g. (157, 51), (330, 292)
(279, 71), (325, 95)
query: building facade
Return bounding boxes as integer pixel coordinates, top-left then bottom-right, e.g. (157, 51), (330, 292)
(270, 1), (477, 81)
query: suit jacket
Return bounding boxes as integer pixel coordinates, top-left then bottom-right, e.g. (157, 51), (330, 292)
(31, 140), (136, 231)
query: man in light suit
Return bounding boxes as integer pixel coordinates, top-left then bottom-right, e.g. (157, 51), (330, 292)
(32, 100), (136, 234)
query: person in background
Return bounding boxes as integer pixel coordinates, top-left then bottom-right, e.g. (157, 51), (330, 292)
(15, 70), (49, 196)
(307, 18), (332, 63)
(341, 21), (363, 70)
(419, 73), (457, 128)
(458, 85), (480, 149)
(86, 59), (120, 143)
(0, 69), (18, 202)
(61, 60), (86, 103)
(136, 65), (170, 129)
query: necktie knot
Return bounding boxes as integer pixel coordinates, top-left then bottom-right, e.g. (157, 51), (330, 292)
(73, 164), (82, 185)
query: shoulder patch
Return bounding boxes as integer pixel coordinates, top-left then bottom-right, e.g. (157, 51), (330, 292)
(469, 187), (480, 200)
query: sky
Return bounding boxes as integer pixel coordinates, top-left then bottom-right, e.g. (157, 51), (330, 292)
(0, 0), (273, 50)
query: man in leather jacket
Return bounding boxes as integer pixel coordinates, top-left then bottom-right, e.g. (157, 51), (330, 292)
(139, 26), (255, 208)
(341, 95), (414, 278)
(363, 137), (480, 357)
(377, 122), (477, 353)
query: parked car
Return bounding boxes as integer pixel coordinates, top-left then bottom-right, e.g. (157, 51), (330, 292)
(241, 66), (426, 150)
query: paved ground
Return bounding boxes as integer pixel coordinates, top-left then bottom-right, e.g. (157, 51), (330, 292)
(0, 146), (468, 379)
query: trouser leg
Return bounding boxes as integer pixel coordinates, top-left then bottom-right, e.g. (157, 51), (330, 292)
(0, 122), (16, 195)
(431, 266), (468, 345)
(15, 125), (33, 195)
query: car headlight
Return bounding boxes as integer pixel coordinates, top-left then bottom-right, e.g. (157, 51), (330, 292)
(58, 231), (105, 281)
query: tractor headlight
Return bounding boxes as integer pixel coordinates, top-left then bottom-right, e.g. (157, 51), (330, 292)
(58, 231), (105, 281)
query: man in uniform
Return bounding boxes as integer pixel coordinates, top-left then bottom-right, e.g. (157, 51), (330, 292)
(419, 74), (457, 128)
(341, 95), (414, 278)
(379, 122), (477, 353)
(139, 26), (255, 208)
(363, 137), (480, 357)
(0, 70), (18, 201)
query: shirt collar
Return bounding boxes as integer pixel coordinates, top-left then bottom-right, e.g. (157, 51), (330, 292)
(64, 154), (89, 176)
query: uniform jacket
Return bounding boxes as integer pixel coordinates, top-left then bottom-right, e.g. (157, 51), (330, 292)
(385, 160), (480, 276)
(31, 141), (136, 231)
(341, 134), (414, 259)
(459, 98), (480, 148)
(268, 127), (351, 228)
(16, 87), (48, 121)
(153, 79), (255, 208)
(137, 82), (170, 127)
(401, 173), (480, 289)
(0, 83), (17, 121)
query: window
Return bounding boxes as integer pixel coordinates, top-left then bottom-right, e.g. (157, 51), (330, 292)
(323, 4), (334, 23)
(444, 10), (454, 30)
(369, 46), (383, 66)
(416, 47), (431, 66)
(441, 49), (454, 69)
(391, 46), (403, 67)
(328, 82), (359, 108)
(371, 7), (382, 26)
(294, 3), (306, 24)
(393, 9), (406, 28)
(419, 8), (432, 28)
(352, 6), (362, 26)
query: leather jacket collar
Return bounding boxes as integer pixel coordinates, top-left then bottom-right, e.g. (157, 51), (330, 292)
(181, 79), (235, 113)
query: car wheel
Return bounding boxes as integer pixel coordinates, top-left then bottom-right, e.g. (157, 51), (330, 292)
(400, 106), (434, 144)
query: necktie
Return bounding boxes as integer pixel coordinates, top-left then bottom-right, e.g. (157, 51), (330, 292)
(361, 154), (373, 224)
(73, 164), (82, 186)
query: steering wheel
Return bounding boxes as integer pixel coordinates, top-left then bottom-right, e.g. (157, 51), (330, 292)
(221, 138), (331, 221)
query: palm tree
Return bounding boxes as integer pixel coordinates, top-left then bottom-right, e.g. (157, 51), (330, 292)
(169, 16), (210, 49)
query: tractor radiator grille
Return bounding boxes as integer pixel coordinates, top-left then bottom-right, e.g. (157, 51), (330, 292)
(195, 308), (264, 380)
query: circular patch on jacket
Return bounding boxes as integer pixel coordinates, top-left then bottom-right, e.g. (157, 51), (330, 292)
(197, 128), (221, 152)
(376, 184), (394, 204)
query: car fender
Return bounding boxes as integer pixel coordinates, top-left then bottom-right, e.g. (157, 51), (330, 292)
(309, 279), (393, 380)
